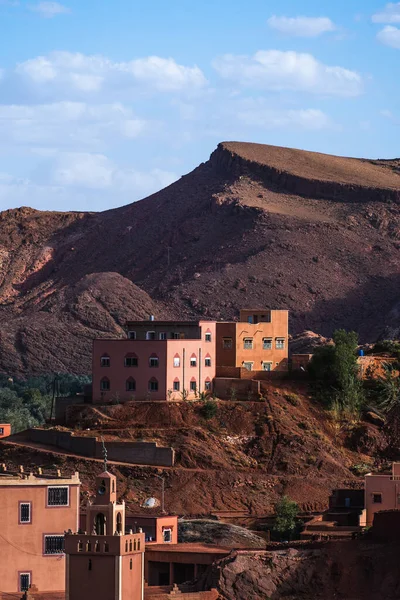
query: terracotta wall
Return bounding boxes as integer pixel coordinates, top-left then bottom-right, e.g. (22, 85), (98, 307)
(234, 311), (288, 371)
(29, 429), (175, 467)
(0, 479), (79, 593)
(0, 424), (11, 438)
(213, 378), (260, 400)
(365, 474), (400, 526)
(92, 339), (168, 402)
(372, 510), (400, 541)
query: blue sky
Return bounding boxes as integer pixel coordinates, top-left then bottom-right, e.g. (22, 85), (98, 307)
(0, 0), (399, 212)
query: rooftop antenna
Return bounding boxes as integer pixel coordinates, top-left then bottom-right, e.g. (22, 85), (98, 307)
(101, 436), (108, 473)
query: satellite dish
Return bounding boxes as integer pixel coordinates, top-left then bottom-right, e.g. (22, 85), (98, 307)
(142, 497), (159, 508)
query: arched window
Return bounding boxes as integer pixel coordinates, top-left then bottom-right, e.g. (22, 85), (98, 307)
(148, 378), (158, 392)
(190, 353), (197, 367)
(149, 353), (159, 368)
(190, 377), (197, 392)
(117, 513), (122, 534)
(101, 354), (110, 367)
(173, 378), (180, 392)
(125, 540), (128, 552)
(134, 539), (137, 551)
(125, 353), (138, 367)
(100, 377), (110, 391)
(129, 539), (133, 552)
(78, 540), (83, 552)
(173, 353), (180, 368)
(138, 540), (140, 550)
(130, 558), (133, 570)
(126, 378), (136, 392)
(205, 378), (212, 391)
(95, 513), (105, 536)
(86, 541), (92, 552)
(205, 353), (211, 367)
(104, 542), (109, 552)
(95, 541), (100, 553)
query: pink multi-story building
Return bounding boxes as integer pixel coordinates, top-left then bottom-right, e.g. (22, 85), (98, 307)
(92, 319), (216, 403)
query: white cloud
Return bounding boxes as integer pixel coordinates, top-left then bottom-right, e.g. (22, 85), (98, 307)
(0, 101), (147, 148)
(237, 104), (333, 130)
(372, 3), (400, 23)
(51, 152), (178, 193)
(16, 51), (207, 94)
(29, 1), (70, 18)
(213, 50), (362, 96)
(267, 15), (336, 37)
(377, 25), (400, 47)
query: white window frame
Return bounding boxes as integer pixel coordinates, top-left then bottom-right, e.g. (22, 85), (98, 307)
(128, 331), (136, 340)
(149, 357), (159, 368)
(146, 331), (156, 340)
(262, 338), (272, 350)
(47, 486), (69, 507)
(159, 332), (167, 340)
(205, 332), (212, 342)
(205, 357), (211, 367)
(190, 357), (197, 367)
(44, 534), (65, 555)
(162, 528), (172, 543)
(276, 338), (285, 350)
(244, 338), (253, 350)
(173, 357), (180, 367)
(20, 502), (31, 524)
(243, 362), (253, 371)
(20, 573), (31, 592)
(262, 362), (273, 372)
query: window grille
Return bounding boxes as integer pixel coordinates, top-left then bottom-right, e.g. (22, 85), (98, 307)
(47, 486), (69, 506)
(244, 338), (253, 349)
(44, 535), (65, 554)
(20, 573), (30, 592)
(276, 338), (285, 350)
(263, 338), (272, 350)
(20, 503), (31, 523)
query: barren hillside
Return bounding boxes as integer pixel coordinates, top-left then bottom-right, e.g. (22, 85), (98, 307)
(1, 142), (400, 374)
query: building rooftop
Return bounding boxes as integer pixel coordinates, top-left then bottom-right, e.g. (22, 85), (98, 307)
(0, 470), (80, 486)
(145, 543), (231, 554)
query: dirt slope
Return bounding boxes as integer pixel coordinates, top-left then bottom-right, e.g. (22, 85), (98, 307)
(1, 142), (400, 374)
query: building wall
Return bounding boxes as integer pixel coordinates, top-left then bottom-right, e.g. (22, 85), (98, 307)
(68, 554), (116, 600)
(166, 322), (216, 400)
(215, 323), (236, 368)
(365, 473), (400, 526)
(92, 340), (168, 402)
(234, 311), (289, 371)
(125, 322), (202, 340)
(122, 553), (143, 600)
(0, 478), (79, 593)
(0, 424), (11, 438)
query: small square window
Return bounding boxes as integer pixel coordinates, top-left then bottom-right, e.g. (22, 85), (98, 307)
(190, 381), (197, 392)
(205, 357), (211, 367)
(20, 503), (31, 523)
(190, 357), (197, 367)
(101, 356), (110, 367)
(276, 338), (285, 350)
(44, 535), (65, 555)
(47, 487), (69, 506)
(244, 338), (253, 350)
(263, 338), (272, 350)
(205, 333), (212, 342)
(128, 331), (136, 340)
(149, 357), (159, 368)
(173, 380), (180, 391)
(373, 493), (382, 504)
(223, 338), (232, 349)
(173, 357), (180, 367)
(262, 362), (272, 371)
(159, 332), (167, 340)
(243, 362), (253, 371)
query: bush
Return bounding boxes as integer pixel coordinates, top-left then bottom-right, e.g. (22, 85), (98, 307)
(284, 393), (300, 407)
(271, 496), (302, 541)
(200, 399), (218, 420)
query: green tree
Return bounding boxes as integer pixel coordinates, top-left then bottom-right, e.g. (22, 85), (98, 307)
(272, 496), (300, 541)
(309, 329), (365, 413)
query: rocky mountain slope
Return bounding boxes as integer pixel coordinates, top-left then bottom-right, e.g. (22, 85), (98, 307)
(1, 142), (400, 375)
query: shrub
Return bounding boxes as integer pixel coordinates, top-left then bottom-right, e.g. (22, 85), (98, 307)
(284, 393), (300, 407)
(200, 399), (218, 420)
(271, 496), (302, 541)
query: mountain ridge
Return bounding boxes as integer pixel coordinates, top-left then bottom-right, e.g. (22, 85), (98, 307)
(0, 141), (400, 375)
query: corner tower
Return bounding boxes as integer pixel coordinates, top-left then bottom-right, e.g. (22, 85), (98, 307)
(65, 467), (144, 600)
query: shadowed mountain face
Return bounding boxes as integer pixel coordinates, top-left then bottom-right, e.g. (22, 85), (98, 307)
(1, 141), (400, 375)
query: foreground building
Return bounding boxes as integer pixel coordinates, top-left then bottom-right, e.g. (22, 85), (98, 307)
(92, 309), (289, 403)
(365, 462), (400, 526)
(0, 469), (80, 595)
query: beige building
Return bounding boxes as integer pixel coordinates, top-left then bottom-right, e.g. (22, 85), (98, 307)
(365, 463), (400, 526)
